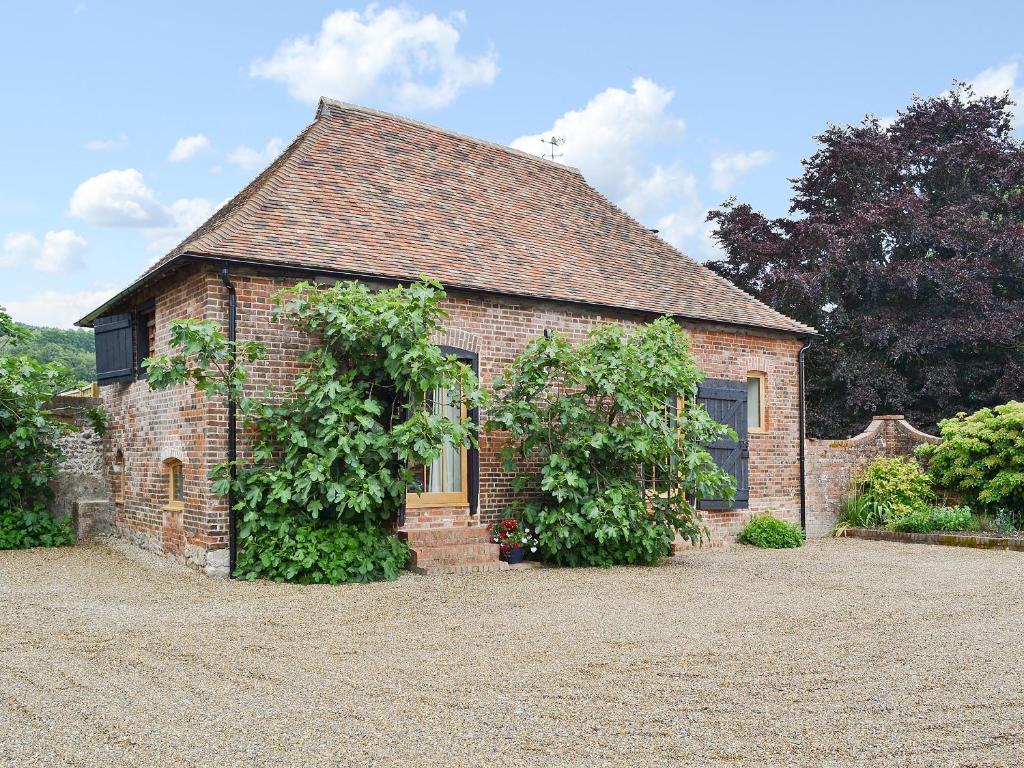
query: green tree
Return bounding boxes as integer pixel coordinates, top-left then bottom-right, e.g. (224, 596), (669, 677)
(708, 85), (1024, 436)
(487, 318), (735, 567)
(8, 323), (96, 382)
(0, 306), (77, 549)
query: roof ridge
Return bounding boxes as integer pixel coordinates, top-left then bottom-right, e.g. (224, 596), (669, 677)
(317, 97), (584, 177)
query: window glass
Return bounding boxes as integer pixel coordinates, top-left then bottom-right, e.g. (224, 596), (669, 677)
(169, 461), (184, 504)
(747, 375), (763, 430)
(146, 316), (156, 358)
(423, 385), (463, 493)
(114, 450), (125, 504)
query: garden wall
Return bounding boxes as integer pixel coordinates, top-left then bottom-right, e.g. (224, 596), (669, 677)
(48, 395), (115, 539)
(804, 415), (939, 538)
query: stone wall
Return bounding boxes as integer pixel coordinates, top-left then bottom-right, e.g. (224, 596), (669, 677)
(48, 395), (115, 538)
(804, 415), (940, 538)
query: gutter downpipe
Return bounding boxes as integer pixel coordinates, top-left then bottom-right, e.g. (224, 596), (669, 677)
(798, 337), (813, 533)
(219, 268), (238, 577)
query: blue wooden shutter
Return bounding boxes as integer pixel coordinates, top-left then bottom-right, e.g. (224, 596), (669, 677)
(94, 313), (134, 384)
(696, 378), (749, 510)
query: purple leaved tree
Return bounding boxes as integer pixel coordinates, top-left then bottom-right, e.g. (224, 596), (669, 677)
(708, 84), (1024, 437)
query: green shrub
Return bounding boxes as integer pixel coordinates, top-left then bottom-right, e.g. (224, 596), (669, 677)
(738, 514), (804, 548)
(927, 505), (973, 532)
(972, 512), (1018, 534)
(859, 457), (933, 512)
(0, 507), (76, 550)
(839, 457), (933, 532)
(236, 522), (409, 584)
(515, 487), (679, 568)
(838, 493), (887, 529)
(2, 305), (85, 548)
(917, 402), (1024, 519)
(887, 504), (973, 533)
(487, 318), (736, 567)
(887, 505), (934, 533)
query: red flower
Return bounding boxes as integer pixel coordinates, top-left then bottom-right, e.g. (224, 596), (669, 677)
(501, 519), (518, 532)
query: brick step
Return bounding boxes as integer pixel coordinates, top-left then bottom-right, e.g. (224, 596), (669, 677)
(400, 526), (493, 547)
(410, 561), (510, 575)
(410, 541), (501, 567)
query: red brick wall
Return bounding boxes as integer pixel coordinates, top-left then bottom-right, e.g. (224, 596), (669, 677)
(101, 265), (806, 564)
(99, 266), (226, 571)
(805, 416), (940, 538)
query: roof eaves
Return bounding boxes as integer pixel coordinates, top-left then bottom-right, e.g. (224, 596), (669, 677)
(77, 251), (815, 336)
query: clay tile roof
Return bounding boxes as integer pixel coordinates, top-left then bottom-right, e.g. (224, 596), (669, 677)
(89, 100), (815, 335)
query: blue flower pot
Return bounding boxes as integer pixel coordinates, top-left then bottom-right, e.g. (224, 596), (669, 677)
(503, 546), (525, 565)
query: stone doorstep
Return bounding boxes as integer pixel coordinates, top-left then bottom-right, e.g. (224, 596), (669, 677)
(844, 527), (1024, 552)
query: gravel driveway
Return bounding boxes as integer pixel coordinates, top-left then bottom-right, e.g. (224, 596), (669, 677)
(2, 537), (1022, 767)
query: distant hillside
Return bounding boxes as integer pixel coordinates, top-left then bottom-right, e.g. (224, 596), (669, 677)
(9, 323), (96, 382)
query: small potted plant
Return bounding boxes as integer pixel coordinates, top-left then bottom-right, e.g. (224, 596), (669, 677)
(490, 517), (537, 565)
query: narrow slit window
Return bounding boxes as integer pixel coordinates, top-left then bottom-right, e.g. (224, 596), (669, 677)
(747, 373), (766, 432)
(114, 450), (125, 505)
(166, 459), (184, 508)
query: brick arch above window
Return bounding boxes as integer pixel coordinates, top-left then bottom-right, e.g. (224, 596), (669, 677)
(430, 328), (480, 356)
(739, 354), (776, 376)
(159, 442), (188, 465)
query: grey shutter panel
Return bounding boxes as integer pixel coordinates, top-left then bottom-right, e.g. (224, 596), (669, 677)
(94, 313), (134, 384)
(696, 378), (749, 510)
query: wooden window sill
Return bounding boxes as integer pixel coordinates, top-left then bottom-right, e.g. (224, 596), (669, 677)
(406, 495), (470, 510)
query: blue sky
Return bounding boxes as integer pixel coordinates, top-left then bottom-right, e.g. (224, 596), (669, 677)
(2, 0), (1023, 326)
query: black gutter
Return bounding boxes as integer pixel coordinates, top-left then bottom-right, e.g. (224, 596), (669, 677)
(76, 252), (818, 339)
(218, 268), (239, 577)
(798, 337), (813, 533)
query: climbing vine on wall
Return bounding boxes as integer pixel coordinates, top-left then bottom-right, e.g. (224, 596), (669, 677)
(145, 279), (483, 583)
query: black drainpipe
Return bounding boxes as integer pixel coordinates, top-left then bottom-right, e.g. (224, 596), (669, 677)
(798, 337), (813, 533)
(219, 268), (238, 577)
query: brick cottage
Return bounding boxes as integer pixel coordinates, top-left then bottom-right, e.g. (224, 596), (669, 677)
(78, 99), (816, 576)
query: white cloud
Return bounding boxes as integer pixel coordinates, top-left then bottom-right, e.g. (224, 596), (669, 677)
(1, 232), (38, 267)
(69, 169), (172, 227)
(709, 150), (772, 193)
(250, 6), (498, 110)
(968, 62), (1024, 124)
(511, 78), (715, 255)
(878, 63), (1024, 130)
(1, 230), (87, 273)
(144, 197), (217, 255)
(84, 134), (126, 151)
(168, 133), (211, 162)
(227, 138), (284, 171)
(68, 168), (216, 255)
(511, 78), (684, 198)
(2, 288), (117, 329)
